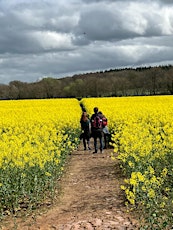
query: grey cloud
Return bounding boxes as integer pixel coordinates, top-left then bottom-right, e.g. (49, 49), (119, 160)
(0, 30), (41, 54)
(82, 0), (173, 3)
(115, 35), (173, 66)
(158, 0), (173, 4)
(0, 9), (41, 54)
(72, 34), (90, 46)
(0, 1), (78, 54)
(73, 8), (140, 45)
(73, 1), (173, 46)
(81, 0), (114, 3)
(14, 2), (77, 33)
(0, 0), (173, 84)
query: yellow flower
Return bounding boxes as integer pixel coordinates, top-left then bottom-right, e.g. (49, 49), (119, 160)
(160, 202), (165, 208)
(130, 178), (138, 186)
(148, 166), (155, 175)
(120, 185), (126, 190)
(161, 168), (168, 177)
(141, 186), (146, 192)
(148, 189), (155, 198)
(45, 172), (51, 177)
(165, 187), (170, 192)
(128, 161), (134, 168)
(137, 172), (145, 182)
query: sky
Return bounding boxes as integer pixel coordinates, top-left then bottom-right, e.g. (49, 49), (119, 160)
(0, 0), (173, 84)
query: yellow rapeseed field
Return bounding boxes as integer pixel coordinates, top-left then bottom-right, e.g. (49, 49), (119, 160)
(0, 98), (81, 215)
(1, 96), (173, 228)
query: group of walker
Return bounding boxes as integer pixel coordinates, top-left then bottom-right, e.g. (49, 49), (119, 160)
(80, 107), (110, 154)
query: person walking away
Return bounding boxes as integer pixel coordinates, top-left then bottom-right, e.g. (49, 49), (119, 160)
(98, 111), (110, 149)
(80, 111), (91, 150)
(91, 107), (104, 153)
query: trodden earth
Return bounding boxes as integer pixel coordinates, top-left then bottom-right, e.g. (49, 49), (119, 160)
(1, 140), (140, 230)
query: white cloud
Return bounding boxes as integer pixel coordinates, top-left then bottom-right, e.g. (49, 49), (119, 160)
(32, 31), (74, 50)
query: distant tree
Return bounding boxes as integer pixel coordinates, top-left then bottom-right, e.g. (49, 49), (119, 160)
(0, 84), (10, 99)
(85, 76), (99, 97)
(9, 81), (30, 99)
(8, 83), (19, 99)
(73, 79), (86, 97)
(63, 85), (72, 97)
(167, 80), (173, 94)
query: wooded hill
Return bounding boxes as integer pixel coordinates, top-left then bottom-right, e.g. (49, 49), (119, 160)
(1, 65), (173, 99)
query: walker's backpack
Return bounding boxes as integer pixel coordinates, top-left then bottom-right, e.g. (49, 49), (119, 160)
(102, 117), (108, 127)
(92, 115), (103, 129)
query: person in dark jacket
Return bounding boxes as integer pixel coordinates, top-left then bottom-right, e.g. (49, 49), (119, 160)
(80, 111), (91, 150)
(90, 107), (104, 153)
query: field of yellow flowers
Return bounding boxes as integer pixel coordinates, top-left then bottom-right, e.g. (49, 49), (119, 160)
(0, 96), (173, 229)
(81, 96), (173, 229)
(0, 99), (81, 217)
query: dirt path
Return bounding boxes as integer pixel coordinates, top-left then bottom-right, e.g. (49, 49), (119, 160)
(1, 142), (139, 230)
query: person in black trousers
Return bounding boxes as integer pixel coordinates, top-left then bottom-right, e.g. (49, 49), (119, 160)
(80, 111), (91, 150)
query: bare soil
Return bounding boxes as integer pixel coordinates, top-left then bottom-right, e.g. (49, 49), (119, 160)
(1, 141), (140, 230)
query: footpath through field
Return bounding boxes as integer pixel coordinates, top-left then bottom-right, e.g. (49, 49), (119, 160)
(2, 141), (139, 230)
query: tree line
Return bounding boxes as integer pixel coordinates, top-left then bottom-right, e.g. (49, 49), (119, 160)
(1, 65), (173, 100)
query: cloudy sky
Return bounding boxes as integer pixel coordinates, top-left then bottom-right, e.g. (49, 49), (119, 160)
(0, 0), (173, 84)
